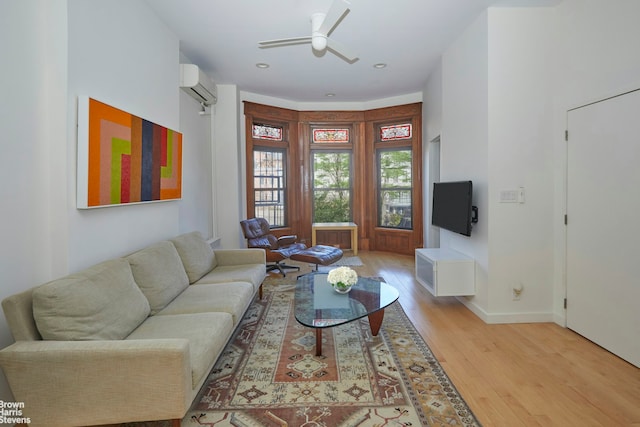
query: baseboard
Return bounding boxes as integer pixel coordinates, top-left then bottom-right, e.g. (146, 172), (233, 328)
(553, 312), (567, 327)
(457, 297), (556, 324)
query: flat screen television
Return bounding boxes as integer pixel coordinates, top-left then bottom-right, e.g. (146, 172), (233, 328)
(431, 180), (477, 237)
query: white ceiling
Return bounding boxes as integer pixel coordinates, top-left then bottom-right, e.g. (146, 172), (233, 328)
(146, 0), (560, 103)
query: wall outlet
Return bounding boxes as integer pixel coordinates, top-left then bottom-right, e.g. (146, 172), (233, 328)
(512, 283), (523, 300)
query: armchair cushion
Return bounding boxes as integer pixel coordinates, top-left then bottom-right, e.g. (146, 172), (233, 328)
(240, 217), (271, 242)
(251, 235), (277, 249)
(276, 235), (298, 246)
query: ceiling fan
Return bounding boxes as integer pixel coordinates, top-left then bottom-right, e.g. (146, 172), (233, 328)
(258, 0), (358, 62)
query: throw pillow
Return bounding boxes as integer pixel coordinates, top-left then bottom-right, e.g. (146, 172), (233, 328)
(171, 231), (217, 283)
(126, 241), (190, 314)
(32, 258), (150, 340)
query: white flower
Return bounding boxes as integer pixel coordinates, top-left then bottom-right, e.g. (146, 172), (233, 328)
(327, 266), (358, 287)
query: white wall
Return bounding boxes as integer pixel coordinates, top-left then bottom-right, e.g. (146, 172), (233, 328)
(178, 91), (214, 237)
(438, 7), (557, 322)
(213, 85), (244, 249)
(423, 62), (443, 248)
(424, 0), (640, 324)
(486, 8), (556, 319)
(0, 0), (217, 400)
(440, 11), (491, 312)
(551, 0), (640, 323)
(0, 0), (68, 400)
(66, 0), (181, 270)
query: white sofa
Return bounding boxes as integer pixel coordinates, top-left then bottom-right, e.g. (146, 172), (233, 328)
(0, 231), (266, 427)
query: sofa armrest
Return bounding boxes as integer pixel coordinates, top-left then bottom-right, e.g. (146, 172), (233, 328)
(214, 248), (266, 266)
(0, 339), (192, 426)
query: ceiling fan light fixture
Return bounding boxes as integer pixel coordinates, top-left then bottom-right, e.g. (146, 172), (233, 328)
(310, 12), (327, 51)
(256, 0), (357, 62)
(311, 34), (328, 51)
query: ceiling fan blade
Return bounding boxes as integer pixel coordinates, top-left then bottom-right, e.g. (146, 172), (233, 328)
(326, 37), (358, 62)
(258, 36), (311, 47)
(318, 0), (350, 36)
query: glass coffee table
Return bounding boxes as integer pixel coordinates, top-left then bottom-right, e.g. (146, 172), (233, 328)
(294, 273), (400, 356)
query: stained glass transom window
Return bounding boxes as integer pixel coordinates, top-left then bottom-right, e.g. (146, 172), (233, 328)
(252, 123), (283, 141)
(312, 128), (350, 143)
(380, 123), (412, 141)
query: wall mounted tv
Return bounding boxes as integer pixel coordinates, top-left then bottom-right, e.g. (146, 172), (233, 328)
(431, 180), (478, 237)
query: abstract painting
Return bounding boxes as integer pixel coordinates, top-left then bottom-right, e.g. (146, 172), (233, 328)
(77, 96), (182, 208)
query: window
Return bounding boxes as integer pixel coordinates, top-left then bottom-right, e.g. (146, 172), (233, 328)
(245, 114), (291, 228)
(245, 101), (423, 255)
(312, 151), (352, 222)
(378, 149), (412, 229)
(253, 148), (286, 226)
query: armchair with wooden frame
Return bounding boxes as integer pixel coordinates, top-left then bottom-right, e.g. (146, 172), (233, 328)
(240, 217), (306, 277)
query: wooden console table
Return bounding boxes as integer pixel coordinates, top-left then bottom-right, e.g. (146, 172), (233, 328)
(311, 222), (358, 255)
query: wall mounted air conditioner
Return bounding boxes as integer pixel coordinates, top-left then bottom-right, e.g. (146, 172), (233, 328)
(180, 64), (217, 106)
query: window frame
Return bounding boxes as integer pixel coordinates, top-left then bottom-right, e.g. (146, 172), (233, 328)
(311, 149), (353, 223)
(376, 147), (413, 229)
(244, 102), (298, 232)
(252, 147), (288, 227)
(244, 102), (423, 254)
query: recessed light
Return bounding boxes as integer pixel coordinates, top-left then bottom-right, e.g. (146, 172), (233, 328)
(256, 63), (270, 69)
(373, 63), (387, 69)
(325, 93), (336, 97)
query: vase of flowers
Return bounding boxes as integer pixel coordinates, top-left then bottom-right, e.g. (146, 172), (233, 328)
(327, 266), (358, 294)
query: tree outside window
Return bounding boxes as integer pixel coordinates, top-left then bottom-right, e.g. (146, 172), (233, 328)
(378, 149), (412, 229)
(312, 151), (351, 222)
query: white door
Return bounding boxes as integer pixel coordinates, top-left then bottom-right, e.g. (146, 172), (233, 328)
(566, 89), (640, 368)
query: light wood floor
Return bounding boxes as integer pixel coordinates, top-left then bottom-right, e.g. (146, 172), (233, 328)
(324, 250), (640, 427)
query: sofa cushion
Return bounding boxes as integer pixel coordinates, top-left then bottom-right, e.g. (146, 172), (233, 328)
(157, 282), (254, 324)
(195, 264), (266, 293)
(126, 241), (190, 314)
(32, 259), (150, 341)
(126, 312), (233, 388)
(171, 232), (217, 283)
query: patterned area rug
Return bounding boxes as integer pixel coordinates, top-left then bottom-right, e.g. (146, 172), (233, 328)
(316, 256), (363, 272)
(175, 276), (480, 427)
(329, 256), (363, 266)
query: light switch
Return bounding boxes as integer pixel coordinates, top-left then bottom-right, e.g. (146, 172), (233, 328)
(499, 190), (518, 203)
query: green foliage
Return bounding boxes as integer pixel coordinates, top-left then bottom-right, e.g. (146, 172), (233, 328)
(313, 152), (351, 221)
(379, 150), (412, 188)
(314, 152), (351, 188)
(314, 191), (350, 222)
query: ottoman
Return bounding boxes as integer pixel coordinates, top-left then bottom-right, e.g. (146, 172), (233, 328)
(290, 245), (344, 271)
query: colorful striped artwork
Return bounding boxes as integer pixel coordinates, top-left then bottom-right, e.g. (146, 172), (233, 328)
(77, 97), (182, 208)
